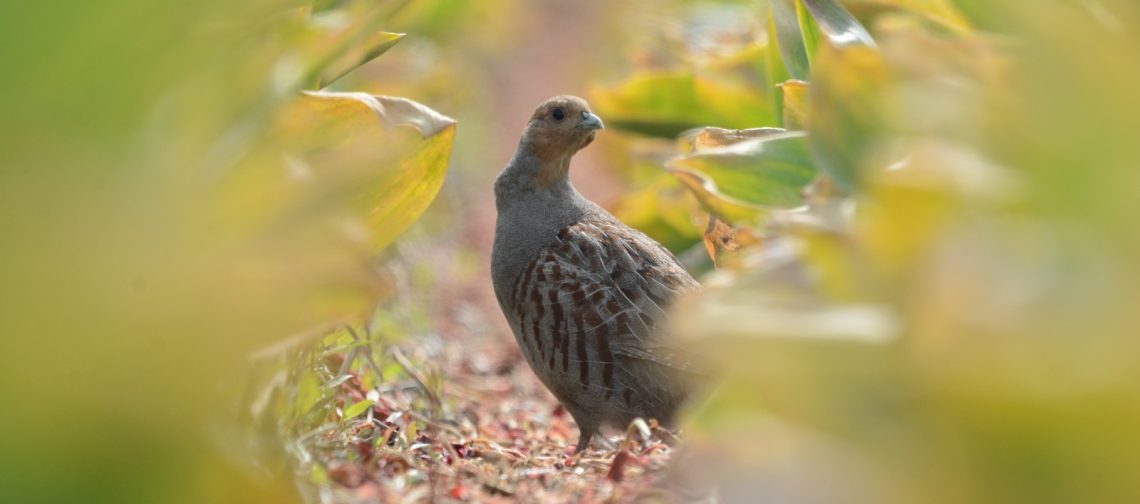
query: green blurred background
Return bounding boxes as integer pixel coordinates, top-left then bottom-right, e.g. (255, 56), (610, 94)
(2, 0), (1139, 502)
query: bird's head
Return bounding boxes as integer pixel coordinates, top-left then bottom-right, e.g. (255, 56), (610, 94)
(520, 95), (604, 167)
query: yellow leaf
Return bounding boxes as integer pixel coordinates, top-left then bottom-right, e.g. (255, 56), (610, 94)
(685, 126), (788, 152)
(281, 92), (457, 252)
(778, 79), (811, 130)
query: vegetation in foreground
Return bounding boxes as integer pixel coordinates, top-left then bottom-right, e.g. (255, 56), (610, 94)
(3, 0), (1140, 503)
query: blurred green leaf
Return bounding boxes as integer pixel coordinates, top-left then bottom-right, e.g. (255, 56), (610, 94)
(766, 14), (794, 127)
(0, 1), (456, 501)
(591, 71), (774, 138)
(295, 4), (404, 90)
(772, 0), (811, 80)
(342, 399), (374, 420)
(671, 170), (765, 224)
(610, 176), (704, 254)
(669, 131), (816, 223)
(317, 31), (405, 88)
(805, 46), (888, 189)
(673, 4), (1140, 503)
(802, 0), (877, 48)
(796, 0), (823, 64)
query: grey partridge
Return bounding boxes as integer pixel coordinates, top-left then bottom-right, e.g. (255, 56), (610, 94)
(491, 96), (700, 453)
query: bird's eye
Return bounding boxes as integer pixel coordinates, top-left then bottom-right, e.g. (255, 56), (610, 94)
(552, 108), (565, 121)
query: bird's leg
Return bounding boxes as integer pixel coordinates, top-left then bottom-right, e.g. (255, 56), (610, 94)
(574, 428), (595, 455)
(570, 411), (598, 455)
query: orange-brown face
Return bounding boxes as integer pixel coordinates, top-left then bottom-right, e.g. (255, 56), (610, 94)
(523, 95), (604, 165)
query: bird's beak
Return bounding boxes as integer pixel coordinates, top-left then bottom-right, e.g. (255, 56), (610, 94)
(577, 111), (604, 131)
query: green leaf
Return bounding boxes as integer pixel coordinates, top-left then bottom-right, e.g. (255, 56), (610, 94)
(669, 131), (817, 222)
(342, 399), (374, 420)
(765, 17), (792, 128)
(771, 0), (811, 80)
(591, 70), (774, 138)
(317, 31), (404, 88)
(801, 0), (876, 48)
(805, 46), (887, 190)
(796, 0), (823, 65)
(326, 374), (354, 389)
(294, 4), (404, 91)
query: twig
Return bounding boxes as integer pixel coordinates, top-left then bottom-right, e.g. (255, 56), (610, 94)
(404, 407), (463, 438)
(346, 325), (387, 385)
(391, 346), (442, 413)
(337, 346), (358, 378)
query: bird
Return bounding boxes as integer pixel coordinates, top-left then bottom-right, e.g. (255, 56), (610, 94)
(490, 95), (701, 453)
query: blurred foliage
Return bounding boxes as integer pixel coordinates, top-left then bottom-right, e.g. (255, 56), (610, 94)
(5, 0), (1140, 502)
(586, 0), (1140, 502)
(592, 71), (776, 138)
(671, 129), (816, 220)
(0, 0), (454, 503)
(610, 176), (707, 254)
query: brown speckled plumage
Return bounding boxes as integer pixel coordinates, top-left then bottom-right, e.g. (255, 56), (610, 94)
(491, 96), (699, 453)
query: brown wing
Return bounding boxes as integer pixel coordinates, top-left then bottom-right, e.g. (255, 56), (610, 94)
(507, 217), (700, 378)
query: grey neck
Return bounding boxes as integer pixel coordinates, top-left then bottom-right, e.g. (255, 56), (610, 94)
(494, 146), (571, 211)
(491, 143), (604, 303)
